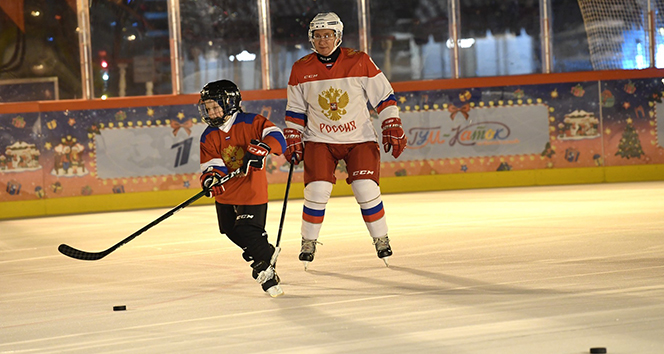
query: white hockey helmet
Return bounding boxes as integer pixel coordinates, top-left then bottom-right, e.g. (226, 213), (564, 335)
(308, 12), (343, 54)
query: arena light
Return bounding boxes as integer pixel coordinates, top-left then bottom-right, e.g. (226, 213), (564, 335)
(236, 50), (257, 62)
(446, 38), (476, 49)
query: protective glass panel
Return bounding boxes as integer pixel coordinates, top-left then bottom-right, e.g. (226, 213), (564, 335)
(370, 0), (451, 82)
(550, 0), (593, 72)
(0, 0), (80, 101)
(89, 0), (172, 98)
(269, 0), (359, 89)
(654, 1), (664, 68)
(180, 1), (261, 93)
(458, 0), (541, 78)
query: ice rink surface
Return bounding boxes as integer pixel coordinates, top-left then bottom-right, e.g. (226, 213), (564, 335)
(2, 181), (664, 354)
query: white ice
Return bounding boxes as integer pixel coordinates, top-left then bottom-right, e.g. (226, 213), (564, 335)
(2, 181), (664, 353)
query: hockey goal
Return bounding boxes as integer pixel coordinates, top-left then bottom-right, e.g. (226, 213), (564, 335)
(577, 0), (652, 69)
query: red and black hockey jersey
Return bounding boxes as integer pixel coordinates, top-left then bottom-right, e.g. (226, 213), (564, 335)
(200, 112), (285, 205)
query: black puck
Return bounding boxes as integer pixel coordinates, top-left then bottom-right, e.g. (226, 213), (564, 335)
(590, 348), (606, 354)
(113, 305), (127, 311)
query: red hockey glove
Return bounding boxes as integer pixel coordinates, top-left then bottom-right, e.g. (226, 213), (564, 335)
(283, 128), (303, 164)
(242, 139), (271, 175)
(381, 117), (406, 158)
(200, 170), (226, 197)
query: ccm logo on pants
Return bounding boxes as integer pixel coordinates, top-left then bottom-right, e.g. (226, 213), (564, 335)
(352, 170), (375, 176)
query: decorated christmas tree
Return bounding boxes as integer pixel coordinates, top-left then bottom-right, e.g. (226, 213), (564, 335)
(541, 142), (555, 158)
(615, 118), (644, 159)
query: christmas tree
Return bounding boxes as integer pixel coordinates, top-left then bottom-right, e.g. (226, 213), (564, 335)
(541, 142), (555, 158)
(615, 118), (644, 159)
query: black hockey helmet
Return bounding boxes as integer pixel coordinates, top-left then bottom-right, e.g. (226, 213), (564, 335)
(198, 79), (242, 127)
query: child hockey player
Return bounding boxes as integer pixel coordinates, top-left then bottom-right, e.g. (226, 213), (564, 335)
(198, 79), (286, 297)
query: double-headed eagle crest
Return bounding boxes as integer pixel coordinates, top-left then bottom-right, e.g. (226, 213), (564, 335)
(318, 87), (349, 121)
(221, 145), (244, 170)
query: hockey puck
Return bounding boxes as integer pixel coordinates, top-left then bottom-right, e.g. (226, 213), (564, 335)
(590, 348), (607, 354)
(113, 305), (127, 311)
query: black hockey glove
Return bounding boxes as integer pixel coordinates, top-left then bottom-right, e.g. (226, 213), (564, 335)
(200, 169), (225, 197)
(242, 139), (271, 175)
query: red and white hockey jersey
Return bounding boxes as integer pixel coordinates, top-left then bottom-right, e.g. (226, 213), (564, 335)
(285, 48), (399, 144)
(200, 112), (285, 205)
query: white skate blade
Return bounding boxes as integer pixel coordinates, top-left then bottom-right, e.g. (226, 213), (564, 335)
(381, 257), (390, 267)
(302, 261), (310, 271)
(266, 285), (284, 298)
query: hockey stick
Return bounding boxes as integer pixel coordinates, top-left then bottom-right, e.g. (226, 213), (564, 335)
(58, 169), (242, 261)
(271, 158), (296, 266)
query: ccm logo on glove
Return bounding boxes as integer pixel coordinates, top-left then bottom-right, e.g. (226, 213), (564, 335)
(381, 117), (406, 159)
(247, 144), (269, 156)
(283, 128), (303, 164)
(242, 139), (271, 174)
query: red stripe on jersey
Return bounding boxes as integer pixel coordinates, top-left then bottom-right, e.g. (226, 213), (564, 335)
(375, 99), (397, 114)
(285, 114), (306, 127)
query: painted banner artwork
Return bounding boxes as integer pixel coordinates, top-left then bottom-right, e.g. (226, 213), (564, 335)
(656, 102), (664, 149)
(95, 124), (207, 179)
(2, 78), (664, 204)
(391, 104), (550, 160)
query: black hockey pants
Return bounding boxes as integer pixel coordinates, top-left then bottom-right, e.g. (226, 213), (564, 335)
(214, 202), (274, 264)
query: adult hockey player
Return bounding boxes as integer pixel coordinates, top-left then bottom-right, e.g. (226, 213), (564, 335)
(198, 79), (287, 297)
(283, 12), (407, 269)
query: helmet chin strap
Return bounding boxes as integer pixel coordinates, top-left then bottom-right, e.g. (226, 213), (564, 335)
(217, 110), (239, 129)
(316, 47), (341, 63)
(310, 36), (342, 55)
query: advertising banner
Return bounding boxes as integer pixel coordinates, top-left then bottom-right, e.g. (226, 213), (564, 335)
(396, 104), (550, 160)
(95, 124), (207, 179)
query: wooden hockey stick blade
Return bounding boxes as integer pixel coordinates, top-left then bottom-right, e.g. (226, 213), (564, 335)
(58, 169), (242, 261)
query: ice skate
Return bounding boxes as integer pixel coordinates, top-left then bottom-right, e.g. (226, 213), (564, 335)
(252, 260), (284, 297)
(299, 238), (321, 270)
(373, 236), (392, 267)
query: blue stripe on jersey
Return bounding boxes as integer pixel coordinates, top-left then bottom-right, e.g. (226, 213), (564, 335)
(286, 110), (307, 120)
(213, 166), (229, 175)
(303, 205), (325, 217)
(232, 112), (257, 126)
(285, 110), (307, 124)
(266, 130), (287, 153)
(200, 126), (216, 144)
(376, 94), (397, 108)
(360, 202), (384, 216)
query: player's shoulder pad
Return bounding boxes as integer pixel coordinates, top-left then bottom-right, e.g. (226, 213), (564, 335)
(295, 53), (316, 64)
(200, 125), (218, 143)
(233, 112), (260, 125)
(344, 47), (366, 57)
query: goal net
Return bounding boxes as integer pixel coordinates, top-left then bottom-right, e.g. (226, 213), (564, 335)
(577, 0), (651, 69)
